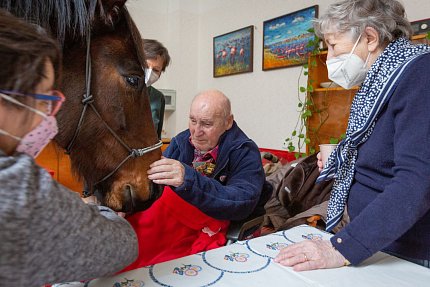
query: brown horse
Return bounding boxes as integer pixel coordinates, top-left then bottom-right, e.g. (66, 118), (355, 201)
(2, 0), (163, 212)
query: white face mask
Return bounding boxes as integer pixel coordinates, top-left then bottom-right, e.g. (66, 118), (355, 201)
(144, 68), (160, 87)
(326, 34), (370, 89)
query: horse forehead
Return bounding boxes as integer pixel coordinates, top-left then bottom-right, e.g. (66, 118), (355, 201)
(92, 34), (142, 66)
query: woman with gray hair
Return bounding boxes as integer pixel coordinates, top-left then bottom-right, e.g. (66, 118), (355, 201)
(275, 0), (430, 270)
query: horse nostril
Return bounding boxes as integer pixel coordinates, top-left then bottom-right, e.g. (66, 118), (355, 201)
(151, 182), (163, 201)
(122, 184), (134, 213)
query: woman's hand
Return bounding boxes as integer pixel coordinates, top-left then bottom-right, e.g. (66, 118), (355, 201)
(81, 195), (99, 204)
(147, 157), (185, 187)
(274, 239), (347, 271)
(317, 152), (324, 172)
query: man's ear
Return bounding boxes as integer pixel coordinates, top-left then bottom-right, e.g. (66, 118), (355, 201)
(363, 26), (380, 53)
(225, 114), (234, 130)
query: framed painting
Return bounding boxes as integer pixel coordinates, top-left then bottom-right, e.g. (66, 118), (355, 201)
(262, 5), (318, 71)
(213, 25), (254, 77)
(410, 18), (430, 35)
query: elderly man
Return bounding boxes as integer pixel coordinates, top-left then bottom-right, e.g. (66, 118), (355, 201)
(122, 89), (266, 271)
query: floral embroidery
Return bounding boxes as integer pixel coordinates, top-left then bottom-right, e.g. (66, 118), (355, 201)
(173, 264), (202, 276)
(265, 242), (289, 250)
(224, 252), (250, 262)
(113, 278), (145, 287)
(301, 233), (323, 240)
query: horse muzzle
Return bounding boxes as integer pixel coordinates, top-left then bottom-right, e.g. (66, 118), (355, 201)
(122, 182), (164, 213)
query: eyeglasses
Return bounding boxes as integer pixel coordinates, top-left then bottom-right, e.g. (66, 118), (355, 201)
(0, 89), (65, 116)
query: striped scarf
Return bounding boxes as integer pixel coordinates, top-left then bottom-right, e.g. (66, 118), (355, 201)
(317, 38), (430, 232)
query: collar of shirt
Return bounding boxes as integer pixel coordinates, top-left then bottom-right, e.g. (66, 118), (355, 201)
(189, 137), (219, 162)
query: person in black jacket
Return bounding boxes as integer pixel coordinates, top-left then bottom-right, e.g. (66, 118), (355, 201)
(143, 39), (171, 138)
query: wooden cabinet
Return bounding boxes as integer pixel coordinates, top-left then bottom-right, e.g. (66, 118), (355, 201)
(305, 34), (429, 154)
(35, 141), (83, 194)
(161, 138), (171, 152)
(306, 51), (357, 154)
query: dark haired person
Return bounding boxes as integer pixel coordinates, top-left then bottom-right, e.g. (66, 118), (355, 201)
(0, 10), (137, 286)
(143, 39), (171, 138)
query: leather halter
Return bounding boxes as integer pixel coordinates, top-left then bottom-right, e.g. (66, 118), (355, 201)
(65, 27), (162, 196)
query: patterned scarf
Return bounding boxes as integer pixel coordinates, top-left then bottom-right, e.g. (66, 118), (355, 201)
(317, 38), (430, 232)
(192, 145), (219, 177)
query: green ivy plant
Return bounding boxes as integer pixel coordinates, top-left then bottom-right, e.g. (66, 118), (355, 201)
(284, 28), (345, 159)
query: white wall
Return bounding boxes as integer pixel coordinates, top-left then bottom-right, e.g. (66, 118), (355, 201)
(127, 0), (430, 148)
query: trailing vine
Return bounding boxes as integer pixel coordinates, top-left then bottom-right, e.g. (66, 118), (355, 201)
(284, 28), (320, 158)
(284, 28), (345, 159)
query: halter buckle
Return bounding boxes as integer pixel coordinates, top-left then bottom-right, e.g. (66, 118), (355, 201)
(82, 94), (94, 104)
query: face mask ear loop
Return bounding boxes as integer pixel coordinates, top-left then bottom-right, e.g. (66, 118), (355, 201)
(0, 129), (22, 141)
(363, 52), (371, 68)
(0, 93), (47, 118)
(348, 33), (363, 58)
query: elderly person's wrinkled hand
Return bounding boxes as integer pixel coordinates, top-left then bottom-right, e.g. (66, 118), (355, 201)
(147, 156), (185, 187)
(274, 239), (347, 271)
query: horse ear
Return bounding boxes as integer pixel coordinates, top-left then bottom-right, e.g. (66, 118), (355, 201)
(101, 0), (127, 25)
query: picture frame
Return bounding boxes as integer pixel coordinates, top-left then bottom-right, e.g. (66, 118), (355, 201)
(262, 5), (318, 71)
(213, 25), (254, 77)
(410, 18), (430, 35)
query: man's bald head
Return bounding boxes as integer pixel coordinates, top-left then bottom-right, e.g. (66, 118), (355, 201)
(191, 89), (232, 119)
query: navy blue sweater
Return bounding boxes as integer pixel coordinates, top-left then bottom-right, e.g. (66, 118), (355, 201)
(163, 121), (265, 221)
(331, 53), (430, 265)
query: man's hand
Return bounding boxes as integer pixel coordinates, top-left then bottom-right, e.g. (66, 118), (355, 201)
(147, 157), (185, 187)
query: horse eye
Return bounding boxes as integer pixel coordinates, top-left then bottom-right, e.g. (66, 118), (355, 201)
(125, 76), (140, 88)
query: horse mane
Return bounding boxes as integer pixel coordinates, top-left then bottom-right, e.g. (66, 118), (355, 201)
(1, 0), (101, 43)
(1, 0), (145, 66)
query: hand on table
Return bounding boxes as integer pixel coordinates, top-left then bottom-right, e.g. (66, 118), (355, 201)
(147, 156), (185, 187)
(274, 239), (347, 271)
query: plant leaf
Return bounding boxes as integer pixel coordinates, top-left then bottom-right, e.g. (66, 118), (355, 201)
(329, 137), (339, 144)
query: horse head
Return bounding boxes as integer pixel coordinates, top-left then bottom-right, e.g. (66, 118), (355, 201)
(3, 0), (163, 213)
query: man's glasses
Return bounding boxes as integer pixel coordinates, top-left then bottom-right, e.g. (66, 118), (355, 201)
(0, 89), (65, 116)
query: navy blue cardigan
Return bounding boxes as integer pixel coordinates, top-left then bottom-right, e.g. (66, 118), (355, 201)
(331, 53), (430, 265)
(163, 121), (265, 221)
